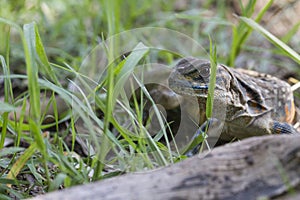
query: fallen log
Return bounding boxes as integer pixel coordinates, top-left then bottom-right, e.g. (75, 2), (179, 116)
(31, 135), (300, 200)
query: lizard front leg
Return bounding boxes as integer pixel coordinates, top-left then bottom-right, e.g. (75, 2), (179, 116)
(184, 118), (223, 157)
(272, 121), (299, 134)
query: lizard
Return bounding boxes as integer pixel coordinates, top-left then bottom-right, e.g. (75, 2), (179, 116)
(168, 57), (298, 154)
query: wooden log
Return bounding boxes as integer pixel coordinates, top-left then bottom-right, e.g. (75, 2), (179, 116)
(31, 135), (300, 200)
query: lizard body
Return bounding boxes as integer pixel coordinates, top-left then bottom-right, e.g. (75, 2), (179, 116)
(168, 57), (297, 145)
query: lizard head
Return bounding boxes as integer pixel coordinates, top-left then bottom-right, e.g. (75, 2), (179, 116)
(168, 57), (229, 99)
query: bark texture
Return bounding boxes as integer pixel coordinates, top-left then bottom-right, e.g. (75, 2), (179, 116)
(31, 135), (300, 200)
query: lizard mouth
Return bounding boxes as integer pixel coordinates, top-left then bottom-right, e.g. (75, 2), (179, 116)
(168, 78), (208, 97)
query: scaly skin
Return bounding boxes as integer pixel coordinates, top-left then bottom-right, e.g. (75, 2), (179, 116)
(168, 57), (298, 144)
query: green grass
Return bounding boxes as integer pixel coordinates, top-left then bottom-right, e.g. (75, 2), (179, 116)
(228, 0), (274, 66)
(0, 0), (299, 198)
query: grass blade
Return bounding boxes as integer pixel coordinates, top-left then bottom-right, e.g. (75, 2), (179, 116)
(0, 56), (14, 148)
(0, 101), (15, 112)
(206, 36), (217, 119)
(6, 142), (38, 184)
(0, 18), (22, 32)
(23, 23), (41, 123)
(239, 16), (300, 64)
(113, 42), (149, 105)
(229, 0), (274, 66)
(34, 25), (60, 85)
(23, 23), (47, 153)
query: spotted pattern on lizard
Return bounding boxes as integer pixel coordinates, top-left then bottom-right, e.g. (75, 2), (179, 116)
(168, 57), (298, 145)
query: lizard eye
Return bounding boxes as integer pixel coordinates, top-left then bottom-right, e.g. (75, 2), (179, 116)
(199, 65), (210, 78)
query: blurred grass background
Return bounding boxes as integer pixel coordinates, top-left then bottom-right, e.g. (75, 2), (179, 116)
(0, 0), (299, 199)
(1, 0), (299, 71)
